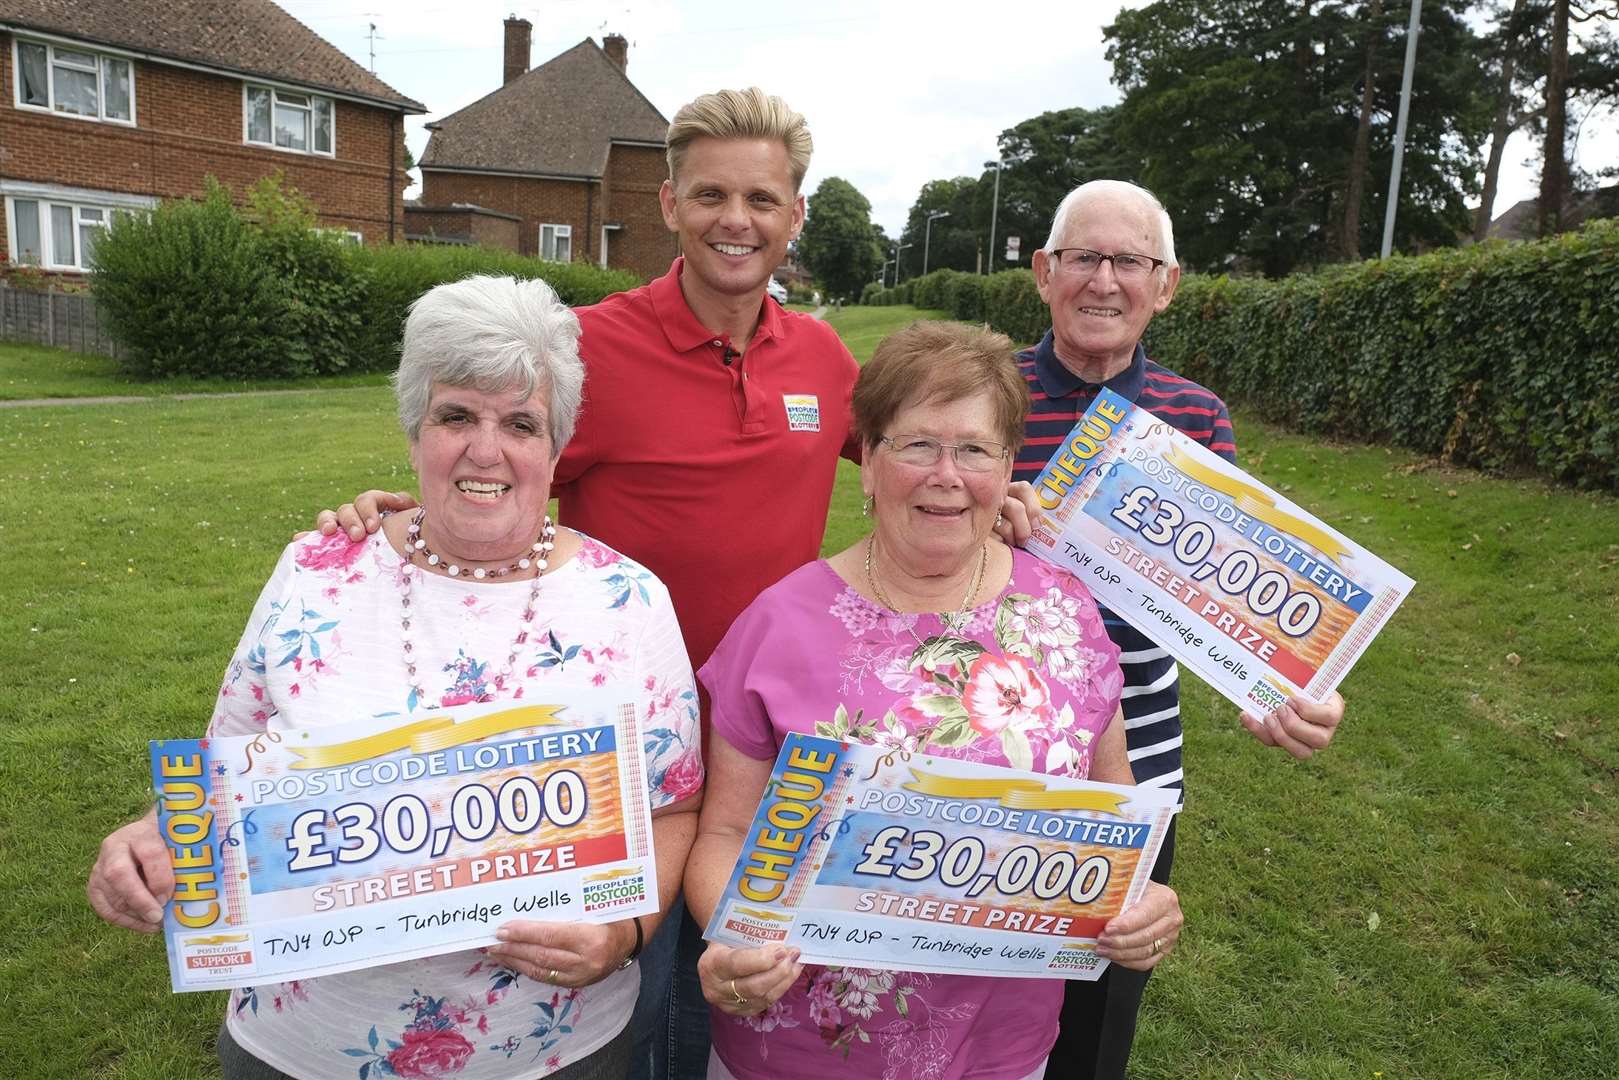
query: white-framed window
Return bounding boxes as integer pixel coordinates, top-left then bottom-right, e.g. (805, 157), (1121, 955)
(244, 84), (334, 156)
(540, 223), (572, 262)
(318, 228), (364, 245)
(13, 38), (135, 124)
(6, 197), (123, 271)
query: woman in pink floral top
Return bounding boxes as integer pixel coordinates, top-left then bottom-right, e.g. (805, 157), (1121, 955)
(685, 322), (1183, 1080)
(87, 276), (703, 1080)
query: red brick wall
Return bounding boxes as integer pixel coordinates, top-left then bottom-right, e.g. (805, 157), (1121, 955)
(419, 170), (596, 261)
(604, 144), (676, 280)
(403, 205), (521, 251)
(0, 32), (409, 257)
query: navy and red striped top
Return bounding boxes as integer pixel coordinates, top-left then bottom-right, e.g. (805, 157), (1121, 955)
(1014, 332), (1236, 798)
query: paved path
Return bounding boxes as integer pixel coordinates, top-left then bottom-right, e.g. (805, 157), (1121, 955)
(809, 304), (829, 320)
(1, 386), (378, 408)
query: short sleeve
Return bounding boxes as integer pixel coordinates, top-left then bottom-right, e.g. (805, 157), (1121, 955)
(831, 335), (862, 466)
(633, 582), (704, 808)
(206, 544), (300, 739)
(696, 600), (781, 762)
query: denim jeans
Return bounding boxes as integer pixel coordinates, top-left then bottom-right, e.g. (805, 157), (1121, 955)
(627, 896), (712, 1080)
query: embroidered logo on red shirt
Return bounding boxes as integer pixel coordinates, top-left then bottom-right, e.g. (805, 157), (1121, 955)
(783, 394), (821, 432)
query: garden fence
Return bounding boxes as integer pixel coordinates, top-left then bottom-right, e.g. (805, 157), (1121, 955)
(0, 282), (121, 359)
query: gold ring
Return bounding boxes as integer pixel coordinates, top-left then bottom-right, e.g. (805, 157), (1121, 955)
(728, 978), (747, 1006)
(548, 968), (561, 984)
(1151, 938), (1164, 955)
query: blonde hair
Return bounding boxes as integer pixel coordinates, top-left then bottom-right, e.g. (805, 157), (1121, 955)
(666, 87), (813, 191)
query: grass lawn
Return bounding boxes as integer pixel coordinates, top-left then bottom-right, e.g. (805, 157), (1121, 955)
(822, 303), (952, 362)
(0, 341), (391, 401)
(3, 306), (1615, 1077)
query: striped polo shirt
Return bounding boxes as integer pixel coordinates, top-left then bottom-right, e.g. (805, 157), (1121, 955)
(1014, 332), (1236, 799)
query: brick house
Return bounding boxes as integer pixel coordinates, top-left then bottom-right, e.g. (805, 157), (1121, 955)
(411, 20), (675, 280)
(0, 0), (424, 273)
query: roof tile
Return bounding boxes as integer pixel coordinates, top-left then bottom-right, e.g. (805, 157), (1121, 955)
(420, 38), (666, 178)
(0, 0), (423, 111)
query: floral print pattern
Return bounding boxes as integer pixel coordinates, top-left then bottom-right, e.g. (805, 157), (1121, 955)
(704, 550), (1122, 1080)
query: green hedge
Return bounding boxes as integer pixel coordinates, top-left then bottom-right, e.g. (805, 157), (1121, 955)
(862, 226), (1618, 489)
(1144, 220), (1619, 489)
(91, 177), (641, 380)
(350, 244), (638, 377)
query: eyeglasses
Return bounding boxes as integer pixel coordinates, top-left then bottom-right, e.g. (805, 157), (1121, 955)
(1049, 247), (1166, 280)
(879, 435), (1009, 472)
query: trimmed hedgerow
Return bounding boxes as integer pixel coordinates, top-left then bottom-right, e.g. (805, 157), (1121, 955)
(1145, 219), (1619, 490)
(863, 226), (1618, 489)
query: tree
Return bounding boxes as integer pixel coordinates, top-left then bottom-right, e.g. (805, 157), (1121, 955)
(1535, 0), (1619, 235)
(992, 106), (1138, 268)
(1104, 0), (1491, 274)
(797, 177), (883, 300)
(896, 177), (985, 278)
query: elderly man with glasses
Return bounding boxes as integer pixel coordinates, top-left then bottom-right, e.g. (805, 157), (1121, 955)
(1014, 180), (1347, 1079)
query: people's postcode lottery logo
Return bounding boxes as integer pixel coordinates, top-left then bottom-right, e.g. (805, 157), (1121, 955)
(783, 394), (821, 432)
(581, 868), (648, 913)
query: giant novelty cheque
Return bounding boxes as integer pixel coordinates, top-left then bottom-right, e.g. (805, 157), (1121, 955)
(704, 734), (1179, 981)
(1026, 390), (1413, 714)
(150, 695), (658, 992)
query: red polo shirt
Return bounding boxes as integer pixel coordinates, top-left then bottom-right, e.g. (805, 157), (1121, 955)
(555, 258), (860, 673)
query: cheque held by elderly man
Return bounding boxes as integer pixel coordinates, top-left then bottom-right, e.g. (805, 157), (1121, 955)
(87, 276), (703, 1080)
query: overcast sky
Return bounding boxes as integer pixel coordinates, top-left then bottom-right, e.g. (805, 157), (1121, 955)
(278, 0), (1615, 238)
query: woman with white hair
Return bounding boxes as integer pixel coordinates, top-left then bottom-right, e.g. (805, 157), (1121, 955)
(87, 275), (704, 1079)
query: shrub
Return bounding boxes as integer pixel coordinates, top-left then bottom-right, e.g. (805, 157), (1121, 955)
(980, 270), (1049, 345)
(90, 179), (291, 379)
(91, 176), (643, 380)
(349, 245), (639, 373)
(1144, 220), (1619, 489)
(247, 176), (370, 376)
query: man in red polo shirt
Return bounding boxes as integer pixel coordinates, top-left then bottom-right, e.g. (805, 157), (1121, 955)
(319, 87), (859, 1080)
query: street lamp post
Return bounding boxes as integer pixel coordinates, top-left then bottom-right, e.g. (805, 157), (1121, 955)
(923, 210), (951, 276)
(1381, 0), (1422, 258)
(984, 159), (1002, 275)
(892, 242), (913, 287)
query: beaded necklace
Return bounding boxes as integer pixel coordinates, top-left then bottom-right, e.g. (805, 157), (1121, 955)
(399, 508), (556, 705)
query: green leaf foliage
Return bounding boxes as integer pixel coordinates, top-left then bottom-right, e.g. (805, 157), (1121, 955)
(1143, 219), (1619, 490)
(797, 177), (883, 302)
(866, 222), (1619, 491)
(90, 176), (639, 381)
(88, 178), (291, 380)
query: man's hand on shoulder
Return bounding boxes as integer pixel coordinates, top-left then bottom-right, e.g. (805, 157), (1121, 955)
(1240, 691), (1343, 759)
(312, 490), (420, 541)
(994, 481), (1040, 547)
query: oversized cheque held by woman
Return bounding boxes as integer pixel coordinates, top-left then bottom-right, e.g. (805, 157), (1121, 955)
(86, 275), (704, 1080)
(684, 321), (1184, 1080)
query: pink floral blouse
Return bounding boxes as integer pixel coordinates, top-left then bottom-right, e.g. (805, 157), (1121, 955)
(207, 530), (703, 1080)
(699, 549), (1124, 1080)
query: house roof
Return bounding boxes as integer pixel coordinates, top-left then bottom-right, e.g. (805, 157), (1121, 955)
(1488, 184), (1619, 241)
(420, 38), (666, 179)
(0, 0), (424, 112)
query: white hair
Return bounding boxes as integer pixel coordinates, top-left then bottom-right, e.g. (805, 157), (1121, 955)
(1043, 179), (1178, 271)
(392, 275), (584, 451)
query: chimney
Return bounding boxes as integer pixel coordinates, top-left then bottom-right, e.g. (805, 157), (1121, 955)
(503, 16), (531, 85)
(602, 33), (627, 73)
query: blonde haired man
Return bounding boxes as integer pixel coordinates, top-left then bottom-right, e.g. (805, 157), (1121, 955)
(324, 87), (861, 1080)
